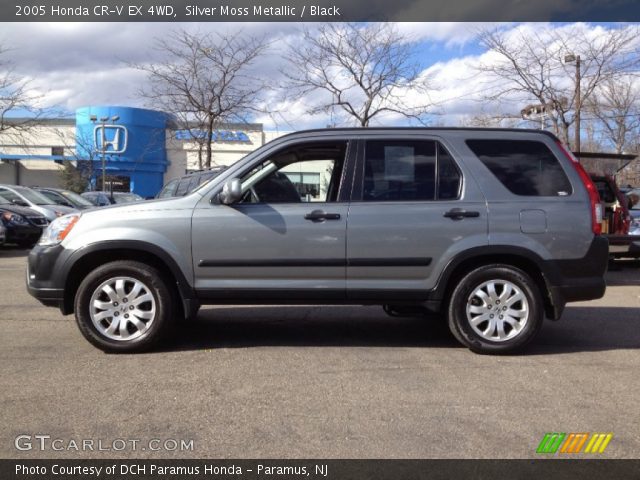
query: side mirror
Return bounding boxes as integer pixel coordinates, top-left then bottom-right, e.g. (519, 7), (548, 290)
(218, 179), (242, 205)
(12, 199), (29, 207)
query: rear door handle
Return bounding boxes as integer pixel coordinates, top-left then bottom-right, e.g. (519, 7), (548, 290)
(304, 210), (341, 221)
(443, 208), (480, 220)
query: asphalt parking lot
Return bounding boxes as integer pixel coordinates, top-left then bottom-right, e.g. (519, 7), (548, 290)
(1, 247), (639, 459)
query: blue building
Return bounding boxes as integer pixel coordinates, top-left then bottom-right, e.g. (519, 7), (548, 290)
(75, 106), (172, 198)
(0, 106), (273, 196)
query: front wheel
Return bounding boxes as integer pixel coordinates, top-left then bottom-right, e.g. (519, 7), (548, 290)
(74, 260), (175, 353)
(447, 265), (544, 354)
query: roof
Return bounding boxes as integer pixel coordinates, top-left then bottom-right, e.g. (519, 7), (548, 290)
(277, 126), (560, 140)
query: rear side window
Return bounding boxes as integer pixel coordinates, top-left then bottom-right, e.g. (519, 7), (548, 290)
(466, 139), (572, 196)
(363, 140), (461, 202)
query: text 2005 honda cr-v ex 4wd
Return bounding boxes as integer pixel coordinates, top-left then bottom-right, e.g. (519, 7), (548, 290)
(27, 128), (608, 354)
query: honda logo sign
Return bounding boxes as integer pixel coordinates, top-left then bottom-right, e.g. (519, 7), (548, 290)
(94, 125), (128, 154)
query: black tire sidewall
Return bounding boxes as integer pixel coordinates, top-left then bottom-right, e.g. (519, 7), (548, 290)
(448, 265), (543, 354)
(74, 261), (173, 353)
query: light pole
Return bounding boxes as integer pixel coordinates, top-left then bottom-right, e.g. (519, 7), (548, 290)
(90, 114), (120, 191)
(565, 53), (581, 155)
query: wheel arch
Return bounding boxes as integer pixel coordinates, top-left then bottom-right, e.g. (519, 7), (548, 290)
(61, 241), (198, 318)
(433, 246), (559, 320)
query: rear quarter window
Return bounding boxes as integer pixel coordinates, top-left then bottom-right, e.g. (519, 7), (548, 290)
(466, 139), (572, 197)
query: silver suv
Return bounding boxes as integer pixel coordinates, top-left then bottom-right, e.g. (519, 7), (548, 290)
(27, 128), (608, 354)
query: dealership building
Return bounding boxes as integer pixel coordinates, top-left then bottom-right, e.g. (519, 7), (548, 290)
(0, 106), (288, 197)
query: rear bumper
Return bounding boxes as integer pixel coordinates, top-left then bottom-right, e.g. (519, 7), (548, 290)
(544, 235), (608, 319)
(607, 234), (640, 257)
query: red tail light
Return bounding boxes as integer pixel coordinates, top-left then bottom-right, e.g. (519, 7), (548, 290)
(556, 141), (603, 235)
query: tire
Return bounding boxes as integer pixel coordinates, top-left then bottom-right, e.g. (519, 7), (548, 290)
(447, 264), (544, 354)
(74, 260), (175, 353)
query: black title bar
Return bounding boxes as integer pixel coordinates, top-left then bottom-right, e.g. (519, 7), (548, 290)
(3, 459), (640, 480)
(5, 0), (640, 22)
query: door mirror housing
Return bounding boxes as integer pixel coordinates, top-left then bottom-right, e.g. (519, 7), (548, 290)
(219, 178), (242, 205)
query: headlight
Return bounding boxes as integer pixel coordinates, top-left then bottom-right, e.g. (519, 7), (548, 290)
(2, 211), (28, 225)
(38, 214), (80, 246)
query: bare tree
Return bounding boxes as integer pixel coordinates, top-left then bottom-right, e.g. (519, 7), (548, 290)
(585, 76), (640, 154)
(477, 24), (640, 148)
(0, 45), (44, 145)
(284, 23), (433, 127)
(458, 112), (520, 128)
(133, 30), (267, 169)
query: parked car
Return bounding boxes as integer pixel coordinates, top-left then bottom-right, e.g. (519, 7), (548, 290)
(27, 128), (608, 354)
(629, 210), (640, 236)
(0, 193), (49, 247)
(589, 174), (640, 258)
(0, 222), (5, 245)
(0, 185), (77, 222)
(81, 191), (144, 206)
(156, 167), (227, 198)
(625, 187), (640, 209)
(34, 187), (95, 210)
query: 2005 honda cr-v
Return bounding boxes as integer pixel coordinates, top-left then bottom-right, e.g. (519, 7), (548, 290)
(27, 128), (608, 354)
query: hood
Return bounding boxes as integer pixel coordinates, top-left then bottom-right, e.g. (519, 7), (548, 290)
(0, 204), (46, 218)
(77, 193), (199, 219)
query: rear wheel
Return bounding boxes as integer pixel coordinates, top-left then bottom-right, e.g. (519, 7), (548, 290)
(74, 260), (175, 353)
(447, 265), (543, 354)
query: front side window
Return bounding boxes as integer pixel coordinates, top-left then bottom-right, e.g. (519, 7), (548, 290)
(466, 139), (572, 196)
(362, 140), (461, 202)
(239, 142), (347, 204)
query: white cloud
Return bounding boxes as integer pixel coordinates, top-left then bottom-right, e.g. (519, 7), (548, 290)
(1, 22), (638, 131)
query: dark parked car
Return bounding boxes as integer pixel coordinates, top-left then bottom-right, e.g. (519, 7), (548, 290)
(156, 167), (227, 198)
(81, 191), (144, 207)
(0, 193), (49, 247)
(0, 184), (76, 221)
(34, 187), (95, 210)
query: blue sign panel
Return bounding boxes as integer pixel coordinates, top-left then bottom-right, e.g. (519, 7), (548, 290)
(76, 106), (172, 197)
(174, 129), (252, 143)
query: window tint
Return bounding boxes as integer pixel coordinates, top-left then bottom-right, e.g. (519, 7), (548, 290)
(466, 140), (572, 196)
(364, 140), (461, 202)
(364, 141), (436, 201)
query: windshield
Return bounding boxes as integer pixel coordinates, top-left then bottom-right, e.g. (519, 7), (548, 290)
(113, 193), (142, 204)
(61, 190), (94, 206)
(11, 187), (55, 205)
(0, 194), (11, 205)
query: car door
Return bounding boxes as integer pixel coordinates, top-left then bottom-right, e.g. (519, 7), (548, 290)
(191, 139), (355, 301)
(345, 136), (488, 300)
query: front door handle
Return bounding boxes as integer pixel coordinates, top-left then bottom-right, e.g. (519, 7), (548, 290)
(305, 210), (341, 221)
(443, 208), (480, 220)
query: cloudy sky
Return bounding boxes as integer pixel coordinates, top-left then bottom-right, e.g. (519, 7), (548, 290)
(0, 22), (636, 132)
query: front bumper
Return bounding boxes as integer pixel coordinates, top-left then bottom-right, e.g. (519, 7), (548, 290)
(26, 244), (67, 310)
(5, 224), (42, 244)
